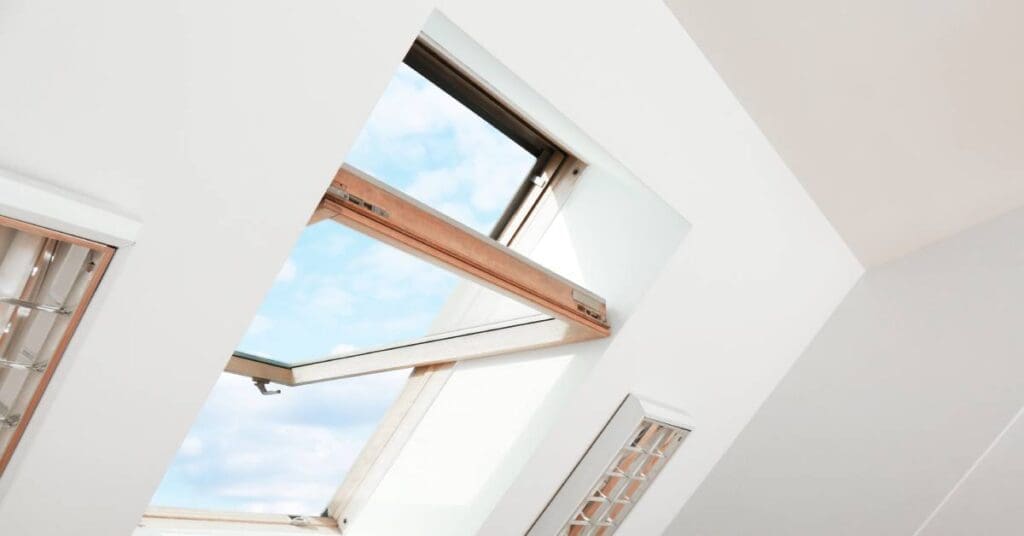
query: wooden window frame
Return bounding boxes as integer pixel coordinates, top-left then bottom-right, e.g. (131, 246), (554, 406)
(225, 39), (608, 387)
(0, 215), (116, 478)
(225, 158), (606, 386)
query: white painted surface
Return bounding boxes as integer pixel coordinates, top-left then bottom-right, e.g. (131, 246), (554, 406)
(669, 207), (1024, 535)
(0, 168), (141, 247)
(348, 3), (861, 535)
(0, 1), (862, 535)
(0, 1), (434, 534)
(666, 0), (1024, 266)
(917, 405), (1024, 536)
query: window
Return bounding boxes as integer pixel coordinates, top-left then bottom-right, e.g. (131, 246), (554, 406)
(527, 396), (691, 536)
(0, 215), (114, 477)
(146, 37), (608, 529)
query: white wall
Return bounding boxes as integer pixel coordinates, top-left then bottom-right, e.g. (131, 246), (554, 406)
(0, 1), (861, 535)
(0, 1), (434, 534)
(669, 206), (1024, 535)
(348, 2), (862, 535)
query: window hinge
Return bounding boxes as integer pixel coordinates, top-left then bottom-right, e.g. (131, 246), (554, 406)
(327, 185), (389, 219)
(289, 515), (313, 527)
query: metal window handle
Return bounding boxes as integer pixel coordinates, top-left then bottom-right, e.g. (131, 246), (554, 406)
(252, 378), (281, 396)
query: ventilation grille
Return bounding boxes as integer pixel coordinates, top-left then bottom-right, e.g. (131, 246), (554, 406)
(563, 420), (686, 535)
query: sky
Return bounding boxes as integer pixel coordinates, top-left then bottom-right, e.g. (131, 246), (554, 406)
(150, 63), (537, 515)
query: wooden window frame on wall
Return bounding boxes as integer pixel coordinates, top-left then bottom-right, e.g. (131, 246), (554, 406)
(0, 215), (115, 478)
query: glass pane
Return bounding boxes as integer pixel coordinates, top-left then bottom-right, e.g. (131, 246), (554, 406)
(346, 63), (537, 236)
(236, 220), (544, 366)
(150, 369), (408, 515)
(0, 223), (105, 464)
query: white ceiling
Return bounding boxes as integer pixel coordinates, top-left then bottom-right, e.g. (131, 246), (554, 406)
(666, 0), (1024, 266)
(668, 205), (1024, 535)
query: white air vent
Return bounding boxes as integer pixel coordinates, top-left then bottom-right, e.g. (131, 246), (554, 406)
(529, 395), (691, 536)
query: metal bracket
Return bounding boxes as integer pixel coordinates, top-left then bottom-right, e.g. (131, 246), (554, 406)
(252, 378), (281, 396)
(0, 402), (20, 429)
(0, 358), (47, 373)
(327, 185), (389, 218)
(289, 515), (313, 527)
(0, 414), (20, 429)
(0, 296), (70, 315)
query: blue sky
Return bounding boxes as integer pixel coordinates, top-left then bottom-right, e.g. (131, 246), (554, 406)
(150, 63), (536, 514)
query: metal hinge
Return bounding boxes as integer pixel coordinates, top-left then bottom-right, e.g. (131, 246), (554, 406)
(572, 288), (608, 324)
(327, 185), (389, 218)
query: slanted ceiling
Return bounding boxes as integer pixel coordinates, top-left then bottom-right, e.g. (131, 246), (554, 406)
(666, 0), (1024, 266)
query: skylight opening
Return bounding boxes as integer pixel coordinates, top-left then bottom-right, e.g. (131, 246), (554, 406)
(148, 37), (608, 525)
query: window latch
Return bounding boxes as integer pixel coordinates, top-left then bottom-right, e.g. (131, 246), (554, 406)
(252, 378), (281, 396)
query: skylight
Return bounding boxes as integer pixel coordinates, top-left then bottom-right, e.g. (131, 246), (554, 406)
(149, 38), (607, 524)
(151, 45), (556, 516)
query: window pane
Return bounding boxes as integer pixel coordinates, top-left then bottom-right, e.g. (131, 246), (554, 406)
(346, 63), (537, 236)
(0, 223), (107, 467)
(150, 369), (408, 515)
(235, 220), (544, 366)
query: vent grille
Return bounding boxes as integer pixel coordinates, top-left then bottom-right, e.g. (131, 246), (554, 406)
(562, 420), (686, 535)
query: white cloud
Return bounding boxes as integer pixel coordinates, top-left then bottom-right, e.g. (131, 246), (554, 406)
(246, 314), (272, 337)
(307, 283), (354, 316)
(179, 435), (203, 457)
(348, 63), (536, 235)
(152, 371), (410, 515)
(331, 343), (356, 355)
(275, 258), (297, 283)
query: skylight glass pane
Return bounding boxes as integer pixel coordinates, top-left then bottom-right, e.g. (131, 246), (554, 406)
(230, 60), (549, 367)
(150, 369), (408, 515)
(235, 220), (543, 366)
(346, 63), (537, 235)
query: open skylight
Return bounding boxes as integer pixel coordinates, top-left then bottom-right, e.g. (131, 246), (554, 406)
(234, 219), (544, 367)
(149, 38), (608, 524)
